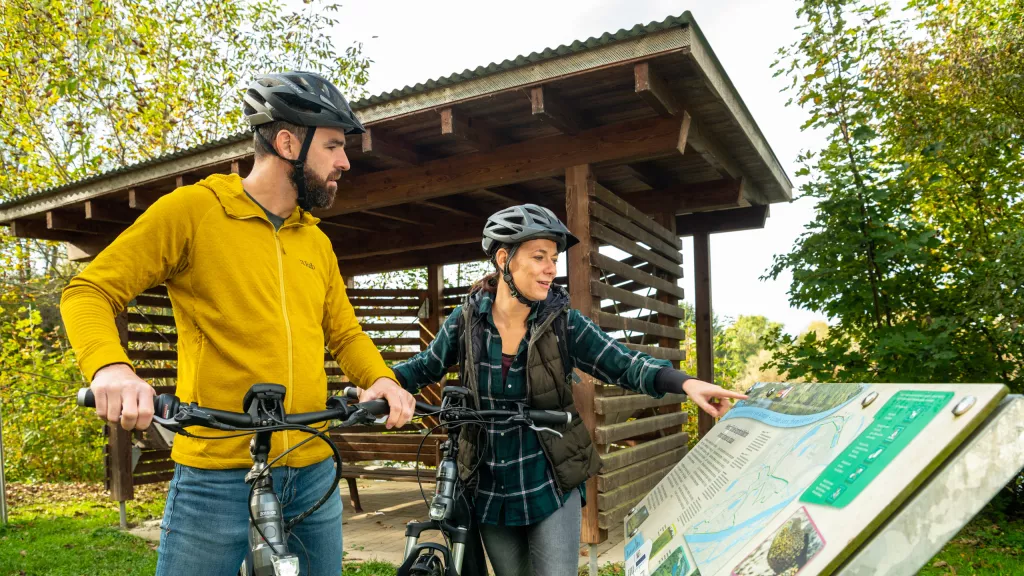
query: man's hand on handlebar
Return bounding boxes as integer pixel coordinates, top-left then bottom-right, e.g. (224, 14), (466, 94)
(358, 377), (416, 429)
(90, 363), (157, 431)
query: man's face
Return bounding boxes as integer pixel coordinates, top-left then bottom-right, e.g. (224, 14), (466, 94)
(286, 126), (351, 209)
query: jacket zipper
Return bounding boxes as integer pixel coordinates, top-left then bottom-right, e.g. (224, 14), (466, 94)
(527, 305), (569, 498)
(273, 229), (294, 459)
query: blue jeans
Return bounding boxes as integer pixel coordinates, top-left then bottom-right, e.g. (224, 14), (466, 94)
(156, 458), (342, 576)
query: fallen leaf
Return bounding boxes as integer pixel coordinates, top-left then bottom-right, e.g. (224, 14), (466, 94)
(932, 561), (948, 568)
(20, 550), (27, 556)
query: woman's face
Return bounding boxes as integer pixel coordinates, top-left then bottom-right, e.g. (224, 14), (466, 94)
(497, 239), (559, 302)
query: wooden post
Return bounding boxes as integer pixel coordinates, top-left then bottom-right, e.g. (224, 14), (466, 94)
(655, 213), (681, 370)
(693, 232), (715, 438)
(654, 212), (683, 435)
(566, 164), (605, 547)
(108, 312), (134, 528)
(426, 264), (444, 336)
(418, 264), (445, 426)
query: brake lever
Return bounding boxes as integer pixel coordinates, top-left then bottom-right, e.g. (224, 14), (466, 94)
(152, 405), (239, 434)
(528, 424), (564, 438)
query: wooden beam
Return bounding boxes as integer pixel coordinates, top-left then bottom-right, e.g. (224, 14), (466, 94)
(635, 62), (680, 118)
(416, 199), (479, 219)
(47, 211), (108, 235)
(591, 281), (684, 319)
(590, 252), (684, 299)
(530, 85), (584, 135)
(623, 178), (745, 216)
(592, 184), (680, 248)
(677, 204), (770, 237)
(66, 237), (114, 262)
(440, 107), (500, 152)
(317, 115), (688, 218)
(10, 218), (82, 242)
(693, 231), (715, 439)
(128, 189), (161, 210)
(361, 128), (421, 166)
(339, 243), (482, 278)
(331, 218), (482, 261)
(596, 311), (686, 341)
(600, 433), (688, 473)
(361, 204), (434, 226)
(590, 202), (681, 263)
(231, 161), (240, 174)
(318, 219), (375, 233)
(591, 222), (684, 277)
(85, 201), (137, 225)
(621, 164), (679, 190)
(595, 412), (687, 445)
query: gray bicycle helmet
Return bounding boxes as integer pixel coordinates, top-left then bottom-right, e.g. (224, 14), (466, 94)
(242, 71), (364, 212)
(482, 204), (578, 305)
(243, 71), (364, 134)
(482, 204), (579, 256)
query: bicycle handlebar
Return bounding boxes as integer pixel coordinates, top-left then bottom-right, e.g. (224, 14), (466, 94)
(77, 386), (575, 430)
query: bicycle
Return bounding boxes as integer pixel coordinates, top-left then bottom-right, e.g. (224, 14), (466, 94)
(77, 384), (573, 576)
(77, 383), (400, 576)
(394, 384), (573, 576)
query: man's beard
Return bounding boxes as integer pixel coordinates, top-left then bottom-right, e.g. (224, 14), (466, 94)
(290, 165), (338, 210)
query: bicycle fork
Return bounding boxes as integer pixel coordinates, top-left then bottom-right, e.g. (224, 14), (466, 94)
(244, 431), (301, 576)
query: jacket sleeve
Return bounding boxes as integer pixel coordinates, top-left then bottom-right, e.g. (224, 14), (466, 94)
(567, 309), (672, 398)
(391, 307), (461, 393)
(60, 190), (196, 381)
(322, 258), (397, 388)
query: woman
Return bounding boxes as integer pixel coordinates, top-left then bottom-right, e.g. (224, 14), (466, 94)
(393, 204), (747, 576)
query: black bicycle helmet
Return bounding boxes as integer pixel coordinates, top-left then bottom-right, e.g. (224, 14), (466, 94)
(242, 71), (364, 212)
(482, 204), (579, 305)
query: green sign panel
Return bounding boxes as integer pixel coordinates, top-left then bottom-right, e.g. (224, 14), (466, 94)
(800, 390), (954, 508)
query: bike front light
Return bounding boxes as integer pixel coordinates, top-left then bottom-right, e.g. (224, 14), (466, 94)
(272, 554), (301, 576)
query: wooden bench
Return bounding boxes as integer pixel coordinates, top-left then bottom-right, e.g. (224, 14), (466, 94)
(334, 432), (447, 513)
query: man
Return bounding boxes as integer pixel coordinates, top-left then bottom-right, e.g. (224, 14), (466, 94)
(61, 71), (417, 575)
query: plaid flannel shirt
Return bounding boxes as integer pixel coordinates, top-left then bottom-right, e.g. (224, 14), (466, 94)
(393, 291), (669, 526)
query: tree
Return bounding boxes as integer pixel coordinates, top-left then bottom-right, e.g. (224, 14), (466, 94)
(766, 0), (1022, 390)
(0, 0), (372, 481)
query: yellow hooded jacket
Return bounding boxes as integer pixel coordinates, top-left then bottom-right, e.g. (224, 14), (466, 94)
(60, 174), (395, 469)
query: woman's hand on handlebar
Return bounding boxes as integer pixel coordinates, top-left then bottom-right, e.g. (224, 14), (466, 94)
(357, 377), (416, 429)
(90, 363), (157, 431)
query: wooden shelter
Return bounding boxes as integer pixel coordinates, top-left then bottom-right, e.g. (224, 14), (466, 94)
(0, 13), (791, 546)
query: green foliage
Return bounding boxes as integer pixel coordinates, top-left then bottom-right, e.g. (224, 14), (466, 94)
(766, 0), (1023, 390)
(0, 0), (371, 200)
(0, 0), (373, 481)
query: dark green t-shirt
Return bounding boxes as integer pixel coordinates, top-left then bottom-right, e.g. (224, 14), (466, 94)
(245, 191), (286, 230)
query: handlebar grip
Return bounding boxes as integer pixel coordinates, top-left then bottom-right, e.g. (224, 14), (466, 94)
(528, 409), (574, 427)
(78, 388), (95, 408)
(357, 398), (390, 417)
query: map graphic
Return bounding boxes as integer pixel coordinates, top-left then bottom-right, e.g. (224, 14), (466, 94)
(620, 382), (1006, 576)
(681, 383), (866, 574)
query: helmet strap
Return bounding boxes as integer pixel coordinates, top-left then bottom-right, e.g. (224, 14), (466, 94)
(291, 127), (318, 212)
(498, 244), (534, 306)
(252, 125), (318, 213)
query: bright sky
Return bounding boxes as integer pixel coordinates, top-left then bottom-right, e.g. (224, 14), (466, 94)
(331, 0), (829, 335)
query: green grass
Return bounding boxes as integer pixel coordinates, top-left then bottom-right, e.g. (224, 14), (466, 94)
(0, 483), (165, 576)
(2, 482), (1020, 576)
